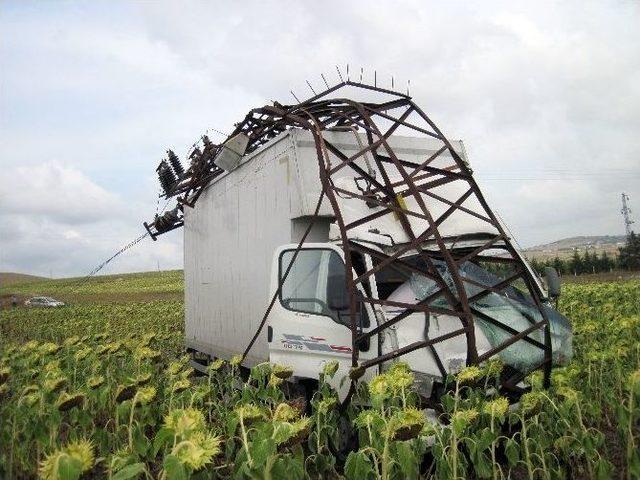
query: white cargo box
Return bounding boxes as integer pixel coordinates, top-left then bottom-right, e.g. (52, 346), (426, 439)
(184, 129), (471, 365)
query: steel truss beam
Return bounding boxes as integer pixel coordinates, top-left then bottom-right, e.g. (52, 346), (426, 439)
(145, 81), (553, 402)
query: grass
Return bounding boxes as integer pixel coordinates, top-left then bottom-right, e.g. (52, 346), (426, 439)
(0, 272), (47, 287)
(1, 271), (639, 478)
(0, 270), (184, 306)
(560, 270), (640, 284)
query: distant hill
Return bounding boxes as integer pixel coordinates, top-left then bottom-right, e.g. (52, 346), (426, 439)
(0, 272), (48, 287)
(524, 235), (626, 260)
(0, 269), (183, 307)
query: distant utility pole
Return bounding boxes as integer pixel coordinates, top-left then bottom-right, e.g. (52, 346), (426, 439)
(621, 192), (635, 237)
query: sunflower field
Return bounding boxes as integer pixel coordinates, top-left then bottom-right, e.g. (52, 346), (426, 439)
(0, 275), (638, 479)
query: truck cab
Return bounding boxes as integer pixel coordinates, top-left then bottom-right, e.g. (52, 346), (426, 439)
(269, 243), (379, 399)
(268, 241), (573, 401)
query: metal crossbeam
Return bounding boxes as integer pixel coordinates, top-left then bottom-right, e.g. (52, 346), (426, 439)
(144, 80), (555, 402)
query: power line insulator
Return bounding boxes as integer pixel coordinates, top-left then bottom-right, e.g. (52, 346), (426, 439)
(157, 160), (178, 196)
(202, 135), (215, 157)
(154, 207), (180, 233)
(167, 149), (184, 178)
(189, 146), (202, 162)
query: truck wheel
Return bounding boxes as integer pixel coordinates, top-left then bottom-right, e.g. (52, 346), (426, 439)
(283, 379), (314, 414)
(330, 412), (358, 461)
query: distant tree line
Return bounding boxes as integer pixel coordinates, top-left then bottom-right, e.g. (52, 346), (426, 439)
(528, 231), (640, 276)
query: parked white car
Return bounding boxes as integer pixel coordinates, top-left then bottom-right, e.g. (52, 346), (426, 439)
(24, 297), (65, 308)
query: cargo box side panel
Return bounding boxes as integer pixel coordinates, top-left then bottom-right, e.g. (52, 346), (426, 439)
(292, 130), (492, 240)
(291, 130), (469, 217)
(184, 134), (299, 365)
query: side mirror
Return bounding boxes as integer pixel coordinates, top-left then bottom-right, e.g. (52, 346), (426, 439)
(544, 267), (561, 299)
(357, 335), (370, 352)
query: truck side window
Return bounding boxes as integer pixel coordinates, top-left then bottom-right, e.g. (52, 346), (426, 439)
(280, 249), (369, 328)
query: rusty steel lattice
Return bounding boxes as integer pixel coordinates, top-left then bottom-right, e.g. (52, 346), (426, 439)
(146, 80), (553, 400)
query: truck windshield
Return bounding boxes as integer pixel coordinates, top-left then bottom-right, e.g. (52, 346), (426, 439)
(279, 249), (369, 328)
(375, 256), (572, 370)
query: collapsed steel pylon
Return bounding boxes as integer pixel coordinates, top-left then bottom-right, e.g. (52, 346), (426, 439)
(145, 81), (553, 399)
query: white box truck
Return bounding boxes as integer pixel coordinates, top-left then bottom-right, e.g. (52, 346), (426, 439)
(143, 82), (573, 405)
(181, 128), (572, 400)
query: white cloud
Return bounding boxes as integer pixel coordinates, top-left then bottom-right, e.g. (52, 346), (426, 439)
(1, 0), (639, 276)
(0, 161), (182, 276)
(0, 162), (122, 224)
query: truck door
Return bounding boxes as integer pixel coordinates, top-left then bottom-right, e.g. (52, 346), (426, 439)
(269, 243), (377, 399)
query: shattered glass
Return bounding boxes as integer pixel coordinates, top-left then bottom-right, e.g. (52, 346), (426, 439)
(408, 259), (573, 371)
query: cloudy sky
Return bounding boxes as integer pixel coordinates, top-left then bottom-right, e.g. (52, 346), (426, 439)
(1, 1), (639, 278)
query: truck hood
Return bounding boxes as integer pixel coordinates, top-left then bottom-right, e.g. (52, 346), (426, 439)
(379, 261), (573, 379)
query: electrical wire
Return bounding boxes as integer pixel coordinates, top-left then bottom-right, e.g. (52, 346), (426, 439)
(70, 187), (179, 290)
(70, 231), (150, 291)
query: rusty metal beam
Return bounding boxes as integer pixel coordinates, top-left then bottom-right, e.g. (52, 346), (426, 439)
(144, 80), (556, 402)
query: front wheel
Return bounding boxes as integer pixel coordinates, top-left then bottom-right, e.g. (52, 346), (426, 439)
(330, 412), (359, 461)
